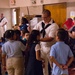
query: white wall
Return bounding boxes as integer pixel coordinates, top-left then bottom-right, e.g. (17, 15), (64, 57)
(0, 0), (75, 8)
(44, 0), (75, 4)
(9, 0), (75, 8)
(20, 5), (43, 16)
(67, 2), (75, 19)
(0, 0), (9, 8)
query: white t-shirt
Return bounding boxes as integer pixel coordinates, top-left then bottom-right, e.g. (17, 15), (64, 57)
(2, 40), (25, 58)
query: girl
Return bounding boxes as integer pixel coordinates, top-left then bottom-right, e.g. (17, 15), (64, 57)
(25, 30), (43, 75)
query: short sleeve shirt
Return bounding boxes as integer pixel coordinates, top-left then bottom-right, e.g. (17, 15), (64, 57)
(35, 44), (41, 51)
(2, 40), (25, 58)
(50, 42), (73, 75)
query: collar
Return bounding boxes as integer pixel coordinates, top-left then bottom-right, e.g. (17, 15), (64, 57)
(56, 41), (65, 44)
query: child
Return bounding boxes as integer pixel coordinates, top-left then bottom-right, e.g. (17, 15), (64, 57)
(20, 30), (30, 67)
(14, 29), (26, 45)
(1, 30), (25, 75)
(20, 29), (30, 45)
(50, 28), (74, 75)
(25, 30), (43, 75)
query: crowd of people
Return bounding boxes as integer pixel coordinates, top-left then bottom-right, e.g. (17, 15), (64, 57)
(0, 9), (75, 75)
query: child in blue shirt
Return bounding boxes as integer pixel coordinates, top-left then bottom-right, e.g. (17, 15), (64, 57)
(50, 28), (74, 75)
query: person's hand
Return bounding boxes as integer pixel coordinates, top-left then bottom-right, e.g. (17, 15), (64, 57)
(62, 65), (68, 70)
(59, 64), (63, 69)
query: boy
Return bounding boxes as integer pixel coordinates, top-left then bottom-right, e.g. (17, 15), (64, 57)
(50, 28), (74, 75)
(20, 29), (30, 45)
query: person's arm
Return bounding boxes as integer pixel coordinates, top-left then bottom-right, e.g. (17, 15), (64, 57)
(40, 23), (59, 42)
(35, 44), (44, 61)
(36, 50), (43, 61)
(40, 37), (54, 42)
(50, 59), (53, 68)
(50, 45), (63, 69)
(64, 48), (74, 69)
(27, 24), (32, 32)
(62, 56), (74, 70)
(50, 56), (63, 69)
(2, 54), (6, 66)
(66, 56), (74, 67)
(2, 53), (6, 70)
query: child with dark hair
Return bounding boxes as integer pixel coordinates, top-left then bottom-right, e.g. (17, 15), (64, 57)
(21, 29), (30, 45)
(1, 29), (25, 75)
(25, 30), (43, 75)
(50, 28), (74, 75)
(14, 29), (26, 45)
(20, 29), (30, 74)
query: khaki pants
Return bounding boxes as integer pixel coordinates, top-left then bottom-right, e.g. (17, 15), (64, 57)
(41, 46), (50, 75)
(6, 57), (24, 75)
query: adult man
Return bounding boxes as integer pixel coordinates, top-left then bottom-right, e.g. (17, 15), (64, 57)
(33, 9), (59, 75)
(0, 13), (8, 37)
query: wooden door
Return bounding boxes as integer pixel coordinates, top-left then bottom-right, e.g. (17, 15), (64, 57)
(44, 3), (67, 27)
